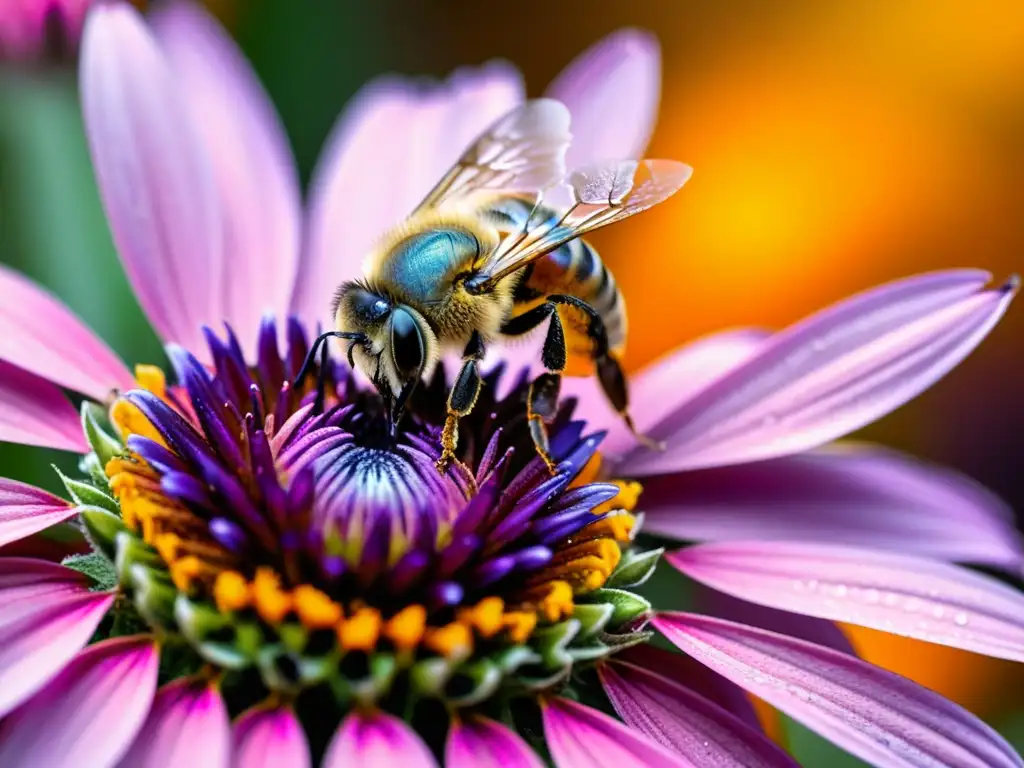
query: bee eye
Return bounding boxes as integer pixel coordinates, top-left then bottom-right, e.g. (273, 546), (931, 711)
(350, 289), (391, 323)
(390, 308), (425, 379)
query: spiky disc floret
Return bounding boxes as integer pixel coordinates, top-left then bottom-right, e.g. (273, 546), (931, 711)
(73, 317), (657, 740)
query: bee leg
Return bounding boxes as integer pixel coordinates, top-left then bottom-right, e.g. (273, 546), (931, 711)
(436, 332), (486, 473)
(546, 295), (665, 452)
(529, 307), (568, 473)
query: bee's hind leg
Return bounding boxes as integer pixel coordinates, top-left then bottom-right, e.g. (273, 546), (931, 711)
(436, 332), (486, 473)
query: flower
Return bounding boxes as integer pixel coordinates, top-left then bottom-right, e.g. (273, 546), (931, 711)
(0, 1), (1021, 766)
(0, 0), (91, 60)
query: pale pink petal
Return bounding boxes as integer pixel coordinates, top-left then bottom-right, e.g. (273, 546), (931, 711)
(232, 706), (311, 768)
(0, 265), (133, 399)
(563, 327), (768, 456)
(546, 29), (661, 168)
(640, 442), (1024, 571)
(0, 558), (114, 718)
(618, 270), (1017, 475)
(322, 709), (437, 768)
(116, 679), (230, 768)
(295, 64), (524, 325)
(0, 478), (77, 547)
(0, 635), (159, 768)
(654, 613), (1022, 768)
(694, 584), (856, 656)
(615, 645), (763, 730)
(152, 2), (301, 357)
(81, 2), (223, 355)
(543, 697), (692, 768)
(671, 541), (1024, 662)
(0, 360), (87, 452)
(446, 716), (544, 768)
(599, 659), (798, 767)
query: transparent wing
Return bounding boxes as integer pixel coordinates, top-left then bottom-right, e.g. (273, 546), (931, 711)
(415, 99), (572, 212)
(473, 159), (693, 288)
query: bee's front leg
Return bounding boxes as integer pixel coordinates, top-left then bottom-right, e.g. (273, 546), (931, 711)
(436, 332), (485, 473)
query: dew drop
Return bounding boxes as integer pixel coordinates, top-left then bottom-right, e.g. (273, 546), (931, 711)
(954, 612), (969, 627)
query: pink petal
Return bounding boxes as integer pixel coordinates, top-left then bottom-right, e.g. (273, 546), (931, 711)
(671, 541), (1024, 662)
(322, 709), (437, 768)
(0, 558), (114, 717)
(0, 360), (87, 452)
(640, 442), (1024, 571)
(654, 613), (1022, 768)
(599, 659), (798, 768)
(0, 265), (133, 399)
(694, 584), (856, 656)
(232, 706), (311, 768)
(615, 645), (763, 731)
(446, 716), (544, 768)
(0, 478), (77, 547)
(81, 2), (223, 355)
(546, 29), (660, 168)
(0, 635), (159, 768)
(152, 2), (301, 357)
(295, 65), (524, 326)
(116, 679), (230, 768)
(618, 270), (1017, 475)
(564, 327), (768, 456)
(542, 697), (692, 768)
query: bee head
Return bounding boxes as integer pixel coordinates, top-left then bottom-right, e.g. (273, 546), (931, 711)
(334, 282), (437, 399)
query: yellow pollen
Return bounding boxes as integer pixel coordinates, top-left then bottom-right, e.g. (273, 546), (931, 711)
(110, 399), (165, 445)
(252, 568), (293, 624)
(571, 453), (603, 488)
(293, 586), (343, 628)
(501, 611), (537, 644)
(134, 364), (168, 398)
(585, 510), (636, 543)
(531, 580), (575, 623)
(338, 607), (381, 651)
(424, 621), (473, 658)
(383, 605), (427, 652)
(214, 571), (251, 613)
(169, 555), (204, 592)
(457, 597), (505, 638)
(595, 480), (643, 515)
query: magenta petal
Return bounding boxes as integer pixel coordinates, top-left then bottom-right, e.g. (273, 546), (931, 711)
(0, 361), (87, 452)
(615, 645), (763, 730)
(152, 2), (301, 357)
(116, 679), (230, 768)
(619, 270), (1016, 474)
(81, 2), (223, 355)
(322, 710), (437, 768)
(599, 659), (798, 767)
(0, 478), (77, 547)
(232, 706), (311, 768)
(640, 442), (1024, 571)
(546, 28), (660, 168)
(566, 327), (768, 457)
(543, 697), (691, 768)
(0, 558), (114, 717)
(295, 64), (524, 325)
(0, 635), (159, 768)
(0, 265), (133, 399)
(671, 541), (1024, 662)
(655, 613), (1023, 768)
(446, 716), (544, 768)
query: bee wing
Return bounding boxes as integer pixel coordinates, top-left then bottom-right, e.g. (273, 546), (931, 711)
(474, 159), (692, 287)
(415, 99), (572, 212)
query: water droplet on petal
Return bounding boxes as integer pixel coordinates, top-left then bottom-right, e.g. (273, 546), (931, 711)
(954, 612), (969, 627)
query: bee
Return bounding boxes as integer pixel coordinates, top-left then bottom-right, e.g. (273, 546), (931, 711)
(299, 99), (691, 472)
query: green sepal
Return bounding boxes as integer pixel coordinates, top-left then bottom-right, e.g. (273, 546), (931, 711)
(80, 453), (109, 487)
(599, 629), (654, 652)
(445, 658), (502, 707)
(79, 505), (127, 559)
(530, 619), (580, 670)
(278, 622), (309, 654)
(81, 401), (124, 469)
(55, 468), (119, 514)
(571, 602), (614, 642)
(582, 588), (651, 628)
(176, 598), (252, 670)
(605, 548), (663, 589)
(295, 653), (338, 686)
(409, 657), (453, 696)
(129, 564), (177, 627)
(257, 644), (303, 693)
(566, 643), (612, 663)
(350, 653), (397, 706)
(234, 622), (264, 658)
(63, 551), (117, 592)
(115, 531), (162, 586)
(491, 645), (541, 675)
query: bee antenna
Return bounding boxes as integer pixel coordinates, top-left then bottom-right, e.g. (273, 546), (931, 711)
(294, 331), (366, 389)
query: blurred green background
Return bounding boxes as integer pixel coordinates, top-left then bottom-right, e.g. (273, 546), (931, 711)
(1, 0), (1022, 761)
